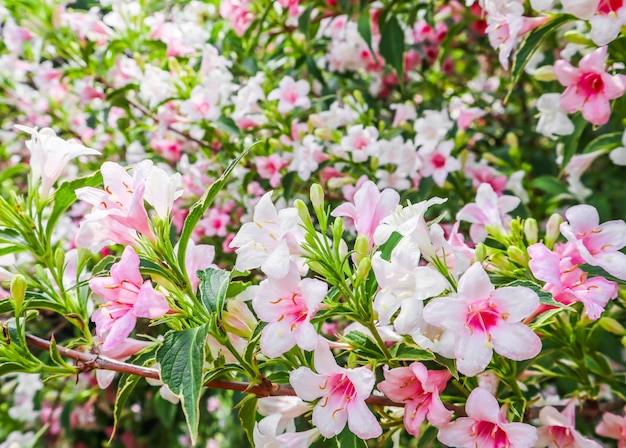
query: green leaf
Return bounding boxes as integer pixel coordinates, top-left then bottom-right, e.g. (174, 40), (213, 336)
(561, 115), (588, 168)
(507, 14), (574, 102)
(46, 171), (102, 241)
(177, 147), (252, 281)
(0, 362), (27, 376)
(215, 116), (241, 136)
(109, 373), (141, 444)
(341, 331), (385, 358)
(391, 342), (435, 362)
(582, 132), (624, 154)
(357, 9), (373, 55)
(236, 394), (258, 445)
(529, 175), (568, 195)
(298, 5), (314, 38)
(226, 280), (251, 298)
(0, 164), (28, 183)
(379, 16), (405, 84)
(156, 326), (208, 445)
(336, 426), (367, 448)
(197, 267), (230, 318)
(504, 280), (565, 307)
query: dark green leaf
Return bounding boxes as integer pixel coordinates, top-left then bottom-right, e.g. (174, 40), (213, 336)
(109, 374), (141, 444)
(582, 132), (624, 154)
(156, 326), (208, 445)
(504, 280), (565, 307)
(197, 267), (230, 318)
(236, 394), (258, 445)
(561, 115), (588, 168)
(336, 426), (367, 448)
(357, 9), (373, 55)
(379, 16), (405, 84)
(391, 343), (435, 362)
(298, 5), (314, 38)
(507, 14), (574, 102)
(215, 116), (241, 136)
(341, 330), (384, 358)
(529, 176), (568, 195)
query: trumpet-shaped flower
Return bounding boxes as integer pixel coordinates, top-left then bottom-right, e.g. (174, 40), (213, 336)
(90, 246), (169, 351)
(536, 400), (602, 447)
(251, 267), (327, 358)
(595, 407), (626, 447)
(554, 46), (626, 126)
(437, 387), (538, 447)
(377, 363), (452, 435)
(15, 125), (100, 199)
(253, 414), (320, 448)
(289, 340), (382, 439)
(560, 204), (626, 280)
(422, 262), (541, 376)
(267, 76), (311, 114)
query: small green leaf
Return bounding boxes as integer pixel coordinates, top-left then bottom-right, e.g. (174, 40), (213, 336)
(236, 394), (258, 445)
(529, 176), (568, 195)
(298, 5), (314, 38)
(336, 426), (367, 448)
(561, 115), (588, 169)
(391, 343), (435, 362)
(215, 116), (241, 136)
(197, 267), (230, 318)
(341, 331), (384, 358)
(507, 14), (574, 102)
(109, 374), (141, 444)
(379, 16), (405, 84)
(177, 147), (253, 280)
(156, 326), (208, 445)
(226, 280), (251, 298)
(357, 9), (373, 55)
(582, 132), (624, 154)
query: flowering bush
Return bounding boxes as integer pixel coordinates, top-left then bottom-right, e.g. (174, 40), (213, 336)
(1, 0), (626, 447)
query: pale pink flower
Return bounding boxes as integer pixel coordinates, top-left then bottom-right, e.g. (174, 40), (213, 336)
(267, 76), (311, 114)
(414, 109), (453, 152)
(95, 337), (153, 389)
(528, 242), (617, 319)
(255, 154), (289, 188)
(90, 246), (169, 351)
(143, 164), (183, 220)
(554, 46), (626, 126)
(456, 182), (520, 243)
(589, 0), (626, 45)
(560, 204), (626, 280)
(2, 18), (33, 54)
(378, 363), (452, 434)
(390, 103), (417, 127)
(252, 267), (327, 358)
(229, 192), (305, 279)
(596, 407), (626, 447)
(438, 387), (538, 447)
(200, 207), (230, 237)
(289, 340), (382, 439)
(419, 140), (461, 187)
(536, 93), (575, 139)
(331, 180), (399, 246)
(253, 414), (320, 448)
(257, 396), (312, 432)
(340, 125), (380, 162)
(219, 0), (254, 36)
(15, 125), (100, 199)
(180, 85), (221, 122)
(536, 400), (602, 447)
(288, 135), (328, 181)
(182, 239), (216, 292)
(561, 0), (600, 19)
(423, 262), (541, 376)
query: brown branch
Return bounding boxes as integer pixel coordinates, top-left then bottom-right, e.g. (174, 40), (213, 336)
(24, 334), (624, 420)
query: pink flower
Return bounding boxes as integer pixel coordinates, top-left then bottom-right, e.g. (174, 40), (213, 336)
(589, 0), (626, 45)
(438, 387), (538, 448)
(528, 242), (617, 319)
(419, 140), (461, 187)
(554, 46), (626, 126)
(219, 0), (254, 36)
(255, 154), (289, 188)
(200, 207), (231, 237)
(253, 414), (320, 448)
(90, 246), (169, 351)
(252, 267), (327, 358)
(339, 125), (380, 163)
(267, 76), (311, 114)
(331, 180), (400, 246)
(536, 400), (602, 447)
(378, 363), (452, 435)
(560, 204), (626, 280)
(422, 262), (541, 376)
(456, 182), (520, 243)
(596, 407), (626, 447)
(95, 337), (153, 389)
(289, 340), (382, 439)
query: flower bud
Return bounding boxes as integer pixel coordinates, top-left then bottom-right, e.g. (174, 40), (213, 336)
(222, 300), (257, 339)
(545, 213), (563, 249)
(532, 65), (556, 82)
(310, 184), (324, 216)
(10, 274), (26, 315)
(354, 235), (369, 265)
(507, 246), (528, 267)
(474, 243), (486, 262)
(338, 239), (349, 259)
(268, 138), (284, 150)
(352, 89), (364, 105)
(599, 317), (626, 335)
(491, 253), (515, 271)
(294, 199), (311, 225)
(356, 257), (371, 280)
(563, 30), (593, 45)
(524, 218), (539, 245)
(331, 218), (344, 243)
(314, 127), (333, 141)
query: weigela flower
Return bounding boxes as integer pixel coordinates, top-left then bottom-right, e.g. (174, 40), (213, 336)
(536, 400), (602, 447)
(560, 204), (626, 280)
(535, 93), (575, 139)
(251, 267), (327, 358)
(554, 46), (626, 126)
(267, 76), (311, 114)
(289, 340), (382, 439)
(422, 262), (541, 377)
(339, 125), (380, 163)
(595, 406), (626, 447)
(90, 246), (169, 351)
(419, 140), (461, 187)
(377, 363), (452, 435)
(253, 414), (320, 448)
(437, 387), (538, 447)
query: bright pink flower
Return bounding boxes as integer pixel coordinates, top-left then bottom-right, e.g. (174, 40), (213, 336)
(554, 46), (626, 126)
(252, 267), (327, 358)
(95, 337), (153, 389)
(528, 242), (617, 319)
(596, 407), (626, 447)
(419, 140), (461, 187)
(200, 207), (231, 237)
(331, 180), (400, 246)
(90, 246), (169, 351)
(422, 262), (541, 376)
(560, 204), (626, 280)
(438, 387), (537, 447)
(536, 400), (602, 447)
(339, 125), (380, 163)
(456, 182), (520, 243)
(289, 340), (382, 439)
(267, 76), (311, 114)
(378, 363), (452, 435)
(255, 154), (289, 188)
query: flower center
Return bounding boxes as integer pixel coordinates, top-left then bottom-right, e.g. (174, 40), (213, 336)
(598, 0), (623, 14)
(472, 421), (510, 447)
(579, 72), (604, 97)
(466, 299), (502, 334)
(432, 153), (446, 168)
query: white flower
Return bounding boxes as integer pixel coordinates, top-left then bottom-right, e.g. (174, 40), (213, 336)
(536, 93), (575, 139)
(609, 130), (626, 166)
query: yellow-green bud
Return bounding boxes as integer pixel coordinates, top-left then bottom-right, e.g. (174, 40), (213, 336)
(222, 300), (257, 339)
(332, 218), (344, 243)
(268, 138), (284, 150)
(310, 184), (324, 215)
(599, 317), (626, 335)
(491, 253), (515, 271)
(353, 90), (364, 105)
(475, 243), (486, 262)
(532, 65), (557, 82)
(354, 235), (369, 265)
(545, 213), (563, 249)
(507, 246), (528, 267)
(294, 199), (311, 224)
(356, 257), (371, 281)
(10, 274), (26, 315)
(563, 30), (593, 45)
(314, 127), (333, 141)
(524, 218), (539, 245)
(54, 247), (66, 270)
